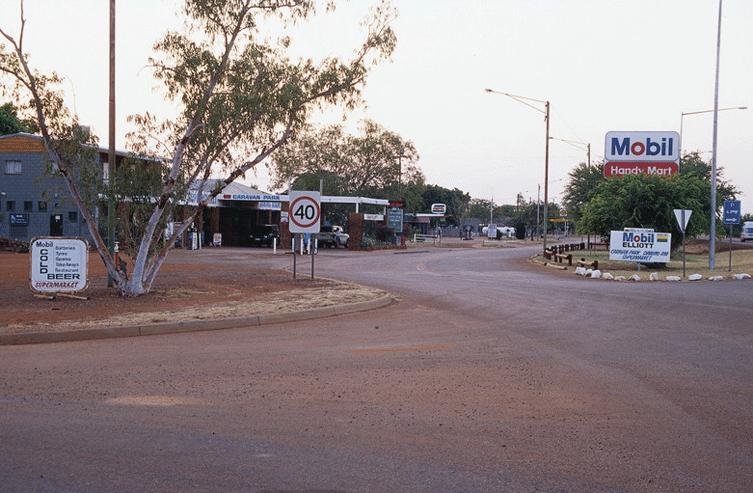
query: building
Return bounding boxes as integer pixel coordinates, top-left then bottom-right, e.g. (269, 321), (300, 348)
(0, 133), (122, 242)
(1, 132), (392, 248)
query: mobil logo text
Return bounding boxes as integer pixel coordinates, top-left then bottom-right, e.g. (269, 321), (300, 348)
(605, 131), (680, 162)
(622, 230), (660, 249)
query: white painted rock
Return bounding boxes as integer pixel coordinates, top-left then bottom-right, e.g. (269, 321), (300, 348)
(614, 276), (626, 281)
(733, 273), (751, 280)
(649, 272), (659, 281)
(575, 267), (587, 276)
(590, 269), (602, 279)
(688, 274), (703, 281)
(708, 276), (724, 281)
(667, 276), (682, 282)
(629, 274), (640, 281)
(602, 272), (614, 280)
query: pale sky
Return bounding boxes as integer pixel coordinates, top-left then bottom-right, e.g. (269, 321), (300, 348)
(5, 0), (753, 212)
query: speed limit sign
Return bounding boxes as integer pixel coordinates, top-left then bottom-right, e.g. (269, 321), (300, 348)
(288, 191), (321, 233)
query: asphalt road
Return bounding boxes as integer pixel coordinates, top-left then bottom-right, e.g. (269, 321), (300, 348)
(2, 242), (752, 492)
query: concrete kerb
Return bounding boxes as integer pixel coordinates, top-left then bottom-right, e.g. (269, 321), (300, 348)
(0, 292), (393, 346)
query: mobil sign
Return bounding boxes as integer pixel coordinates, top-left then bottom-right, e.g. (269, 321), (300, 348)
(604, 131), (680, 178)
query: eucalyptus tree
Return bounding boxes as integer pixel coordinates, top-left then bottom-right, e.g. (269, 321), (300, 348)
(1, 0), (397, 296)
(271, 119), (421, 199)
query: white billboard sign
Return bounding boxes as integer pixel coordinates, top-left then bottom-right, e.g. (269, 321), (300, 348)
(605, 131), (680, 162)
(609, 229), (671, 263)
(30, 237), (89, 293)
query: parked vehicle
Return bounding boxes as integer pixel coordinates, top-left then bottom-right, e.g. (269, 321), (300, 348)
(249, 224), (280, 247)
(742, 222), (753, 242)
(316, 225), (349, 248)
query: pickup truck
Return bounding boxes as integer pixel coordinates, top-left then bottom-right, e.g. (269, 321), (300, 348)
(316, 225), (349, 248)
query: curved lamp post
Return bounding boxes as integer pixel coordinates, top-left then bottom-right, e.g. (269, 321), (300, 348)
(485, 88), (551, 252)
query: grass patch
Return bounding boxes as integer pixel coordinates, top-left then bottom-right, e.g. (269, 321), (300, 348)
(563, 244), (753, 280)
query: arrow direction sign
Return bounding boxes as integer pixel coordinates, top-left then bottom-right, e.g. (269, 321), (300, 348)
(723, 200), (741, 225)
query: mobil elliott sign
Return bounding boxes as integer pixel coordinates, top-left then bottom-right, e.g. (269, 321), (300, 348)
(609, 229), (671, 263)
(604, 131), (680, 178)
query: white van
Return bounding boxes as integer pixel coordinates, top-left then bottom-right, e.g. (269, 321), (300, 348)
(742, 222), (753, 242)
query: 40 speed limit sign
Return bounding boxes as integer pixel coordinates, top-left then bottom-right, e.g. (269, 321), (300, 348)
(288, 191), (321, 233)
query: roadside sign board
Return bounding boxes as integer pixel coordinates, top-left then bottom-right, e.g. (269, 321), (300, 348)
(29, 237), (89, 294)
(288, 191), (321, 234)
(431, 203), (446, 214)
(604, 131), (680, 178)
(609, 229), (671, 263)
(387, 206), (404, 233)
(673, 209), (692, 233)
(723, 200), (741, 225)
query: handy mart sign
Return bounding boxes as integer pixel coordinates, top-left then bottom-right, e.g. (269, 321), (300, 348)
(604, 131), (680, 178)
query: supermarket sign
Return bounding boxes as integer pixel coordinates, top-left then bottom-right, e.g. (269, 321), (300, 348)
(29, 237), (89, 293)
(604, 131), (680, 178)
(609, 229), (671, 263)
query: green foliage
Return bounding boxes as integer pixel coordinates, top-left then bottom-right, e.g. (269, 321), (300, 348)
(576, 153), (739, 249)
(562, 161), (605, 225)
(467, 198), (492, 220)
(2, 0), (398, 296)
(0, 102), (37, 134)
(420, 184), (470, 226)
(112, 154), (189, 257)
(271, 119), (420, 199)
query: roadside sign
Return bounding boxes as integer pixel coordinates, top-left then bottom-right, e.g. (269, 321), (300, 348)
(29, 237), (89, 294)
(288, 191), (321, 233)
(604, 131), (680, 178)
(609, 229), (671, 264)
(387, 206), (404, 233)
(723, 200), (741, 225)
(673, 209), (692, 233)
(431, 203), (446, 214)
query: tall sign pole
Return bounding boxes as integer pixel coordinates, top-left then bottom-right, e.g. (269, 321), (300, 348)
(107, 0), (116, 287)
(710, 0), (723, 270)
(543, 101), (550, 252)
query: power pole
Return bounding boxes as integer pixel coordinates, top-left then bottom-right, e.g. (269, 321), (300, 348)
(107, 0), (116, 287)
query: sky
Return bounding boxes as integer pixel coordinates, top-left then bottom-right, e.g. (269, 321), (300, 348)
(4, 0), (753, 212)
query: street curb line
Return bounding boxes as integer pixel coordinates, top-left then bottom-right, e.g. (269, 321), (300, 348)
(0, 293), (393, 346)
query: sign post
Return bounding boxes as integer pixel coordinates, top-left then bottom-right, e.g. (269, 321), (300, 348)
(674, 209), (692, 277)
(288, 191), (321, 279)
(723, 200), (741, 272)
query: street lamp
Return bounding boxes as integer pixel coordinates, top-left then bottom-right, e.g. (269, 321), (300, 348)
(550, 137), (591, 169)
(679, 105), (747, 270)
(485, 88), (551, 251)
(679, 106), (747, 154)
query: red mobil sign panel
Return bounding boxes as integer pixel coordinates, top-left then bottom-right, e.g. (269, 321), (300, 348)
(604, 131), (680, 178)
(604, 161), (679, 178)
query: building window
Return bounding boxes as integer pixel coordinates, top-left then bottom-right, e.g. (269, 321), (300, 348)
(6, 200), (15, 211)
(24, 201), (33, 211)
(5, 160), (21, 174)
(68, 211), (78, 222)
(38, 201), (48, 211)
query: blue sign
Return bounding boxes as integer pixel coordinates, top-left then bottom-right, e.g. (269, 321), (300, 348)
(723, 200), (741, 225)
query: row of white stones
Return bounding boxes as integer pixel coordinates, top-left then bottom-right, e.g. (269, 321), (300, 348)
(574, 267), (752, 282)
